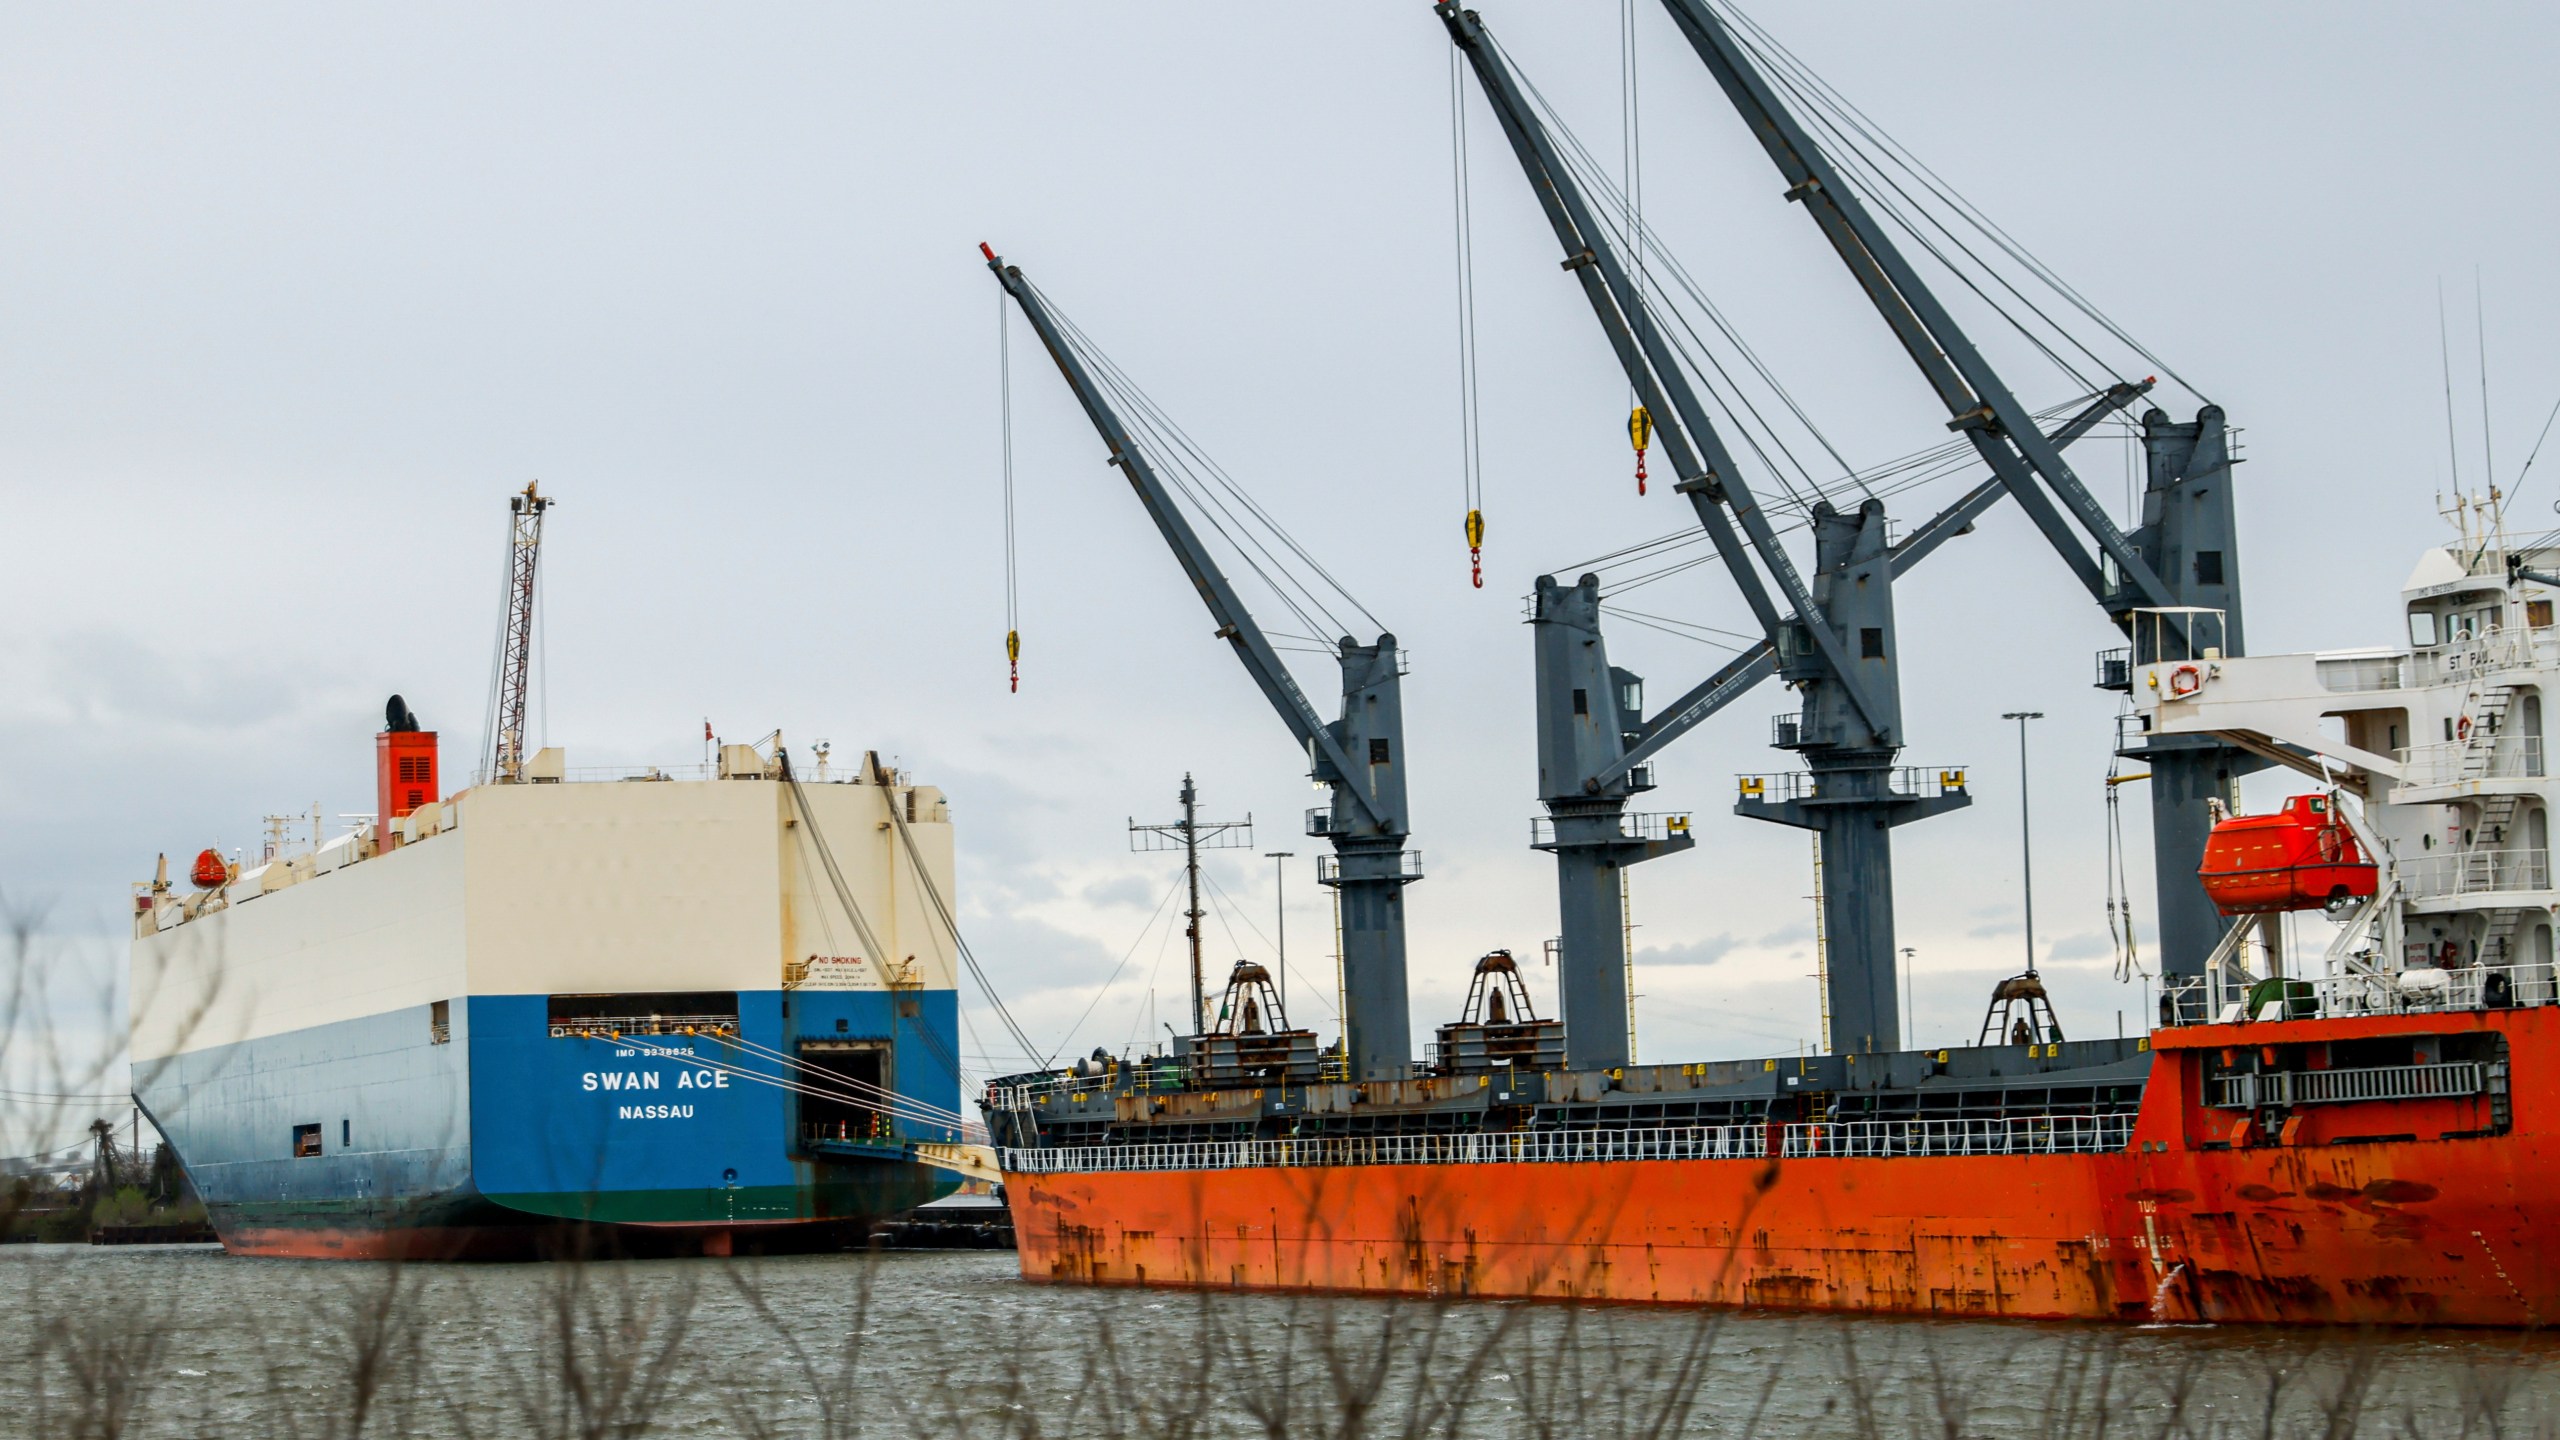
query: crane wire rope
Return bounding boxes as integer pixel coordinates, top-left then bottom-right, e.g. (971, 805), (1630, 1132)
(1620, 0), (1653, 497)
(1032, 283), (1384, 641)
(1715, 5), (2173, 410)
(1046, 301), (1364, 642)
(585, 1035), (966, 1134)
(1000, 287), (1022, 692)
(1499, 38), (1866, 509)
(1450, 44), (1489, 588)
(775, 750), (1000, 1083)
(1716, 2), (2210, 406)
(858, 750), (1060, 1078)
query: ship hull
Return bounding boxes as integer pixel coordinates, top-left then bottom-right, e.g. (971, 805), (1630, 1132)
(1003, 1009), (2559, 1326)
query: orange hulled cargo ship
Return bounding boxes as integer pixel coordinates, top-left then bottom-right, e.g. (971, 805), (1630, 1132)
(974, 2), (2560, 1327)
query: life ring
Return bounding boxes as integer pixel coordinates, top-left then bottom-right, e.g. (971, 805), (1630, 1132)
(2457, 715), (2472, 741)
(2317, 825), (2344, 863)
(2167, 663), (2204, 698)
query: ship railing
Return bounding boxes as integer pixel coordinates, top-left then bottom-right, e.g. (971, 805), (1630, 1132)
(2207, 1060), (2487, 1110)
(2303, 961), (2559, 1017)
(1777, 1114), (2134, 1160)
(2397, 847), (2550, 899)
(2396, 736), (2544, 786)
(2314, 653), (2408, 694)
(2165, 960), (2560, 1025)
(998, 1124), (1770, 1175)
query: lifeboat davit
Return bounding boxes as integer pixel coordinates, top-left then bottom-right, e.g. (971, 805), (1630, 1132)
(2197, 794), (2378, 915)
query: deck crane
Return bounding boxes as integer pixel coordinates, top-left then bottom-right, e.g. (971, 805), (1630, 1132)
(486, 481), (551, 785)
(981, 246), (1419, 1081)
(1441, 5), (2146, 1059)
(1644, 0), (2257, 994)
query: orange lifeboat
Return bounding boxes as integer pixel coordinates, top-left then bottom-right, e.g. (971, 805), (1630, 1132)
(189, 848), (230, 890)
(2197, 794), (2378, 915)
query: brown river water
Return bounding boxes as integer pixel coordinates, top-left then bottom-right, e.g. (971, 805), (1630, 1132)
(3, 1242), (2555, 1438)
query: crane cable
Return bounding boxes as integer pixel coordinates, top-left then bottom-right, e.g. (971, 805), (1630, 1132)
(1621, 0), (1649, 498)
(1449, 45), (1487, 588)
(2105, 741), (2148, 984)
(999, 288), (1022, 692)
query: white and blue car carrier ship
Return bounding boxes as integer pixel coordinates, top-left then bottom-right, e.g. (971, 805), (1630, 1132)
(128, 701), (973, 1258)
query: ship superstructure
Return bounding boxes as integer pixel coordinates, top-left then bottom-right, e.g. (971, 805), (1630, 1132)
(130, 716), (971, 1258)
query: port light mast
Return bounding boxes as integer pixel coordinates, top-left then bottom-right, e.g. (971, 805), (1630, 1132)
(487, 482), (552, 785)
(983, 246), (1419, 1080)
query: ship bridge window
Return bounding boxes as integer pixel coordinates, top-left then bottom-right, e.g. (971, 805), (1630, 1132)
(2408, 610), (2440, 648)
(547, 991), (739, 1039)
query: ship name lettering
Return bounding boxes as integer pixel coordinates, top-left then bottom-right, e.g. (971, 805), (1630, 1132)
(581, 1071), (664, 1092)
(615, 1104), (695, 1120)
(675, 1070), (730, 1089)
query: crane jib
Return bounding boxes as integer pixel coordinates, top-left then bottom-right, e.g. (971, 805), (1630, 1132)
(979, 247), (1390, 835)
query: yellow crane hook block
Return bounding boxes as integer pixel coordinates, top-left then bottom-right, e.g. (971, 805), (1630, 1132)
(1628, 406), (1653, 495)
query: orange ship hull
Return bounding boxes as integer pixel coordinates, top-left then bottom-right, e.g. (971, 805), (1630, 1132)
(1005, 1009), (2558, 1326)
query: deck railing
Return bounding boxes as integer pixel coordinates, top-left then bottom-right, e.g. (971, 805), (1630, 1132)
(1000, 1114), (2137, 1176)
(1777, 1114), (2133, 1159)
(2164, 959), (2560, 1026)
(2397, 848), (2550, 898)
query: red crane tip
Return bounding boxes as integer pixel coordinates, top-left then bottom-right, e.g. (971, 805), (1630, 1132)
(979, 242), (997, 261)
(2144, 375), (2158, 386)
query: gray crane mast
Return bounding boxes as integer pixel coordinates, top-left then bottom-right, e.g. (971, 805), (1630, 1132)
(1532, 575), (1692, 1067)
(1648, 0), (2251, 988)
(1441, 3), (1967, 1058)
(1741, 499), (1967, 1051)
(982, 247), (1417, 1079)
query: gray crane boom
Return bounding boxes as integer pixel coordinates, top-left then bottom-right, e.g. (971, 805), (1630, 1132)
(984, 246), (1382, 832)
(1586, 380), (2146, 796)
(1651, 0), (2178, 618)
(983, 245), (1417, 1079)
(1439, 1), (1895, 743)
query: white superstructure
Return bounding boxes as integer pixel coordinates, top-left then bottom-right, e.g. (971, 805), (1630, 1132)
(2132, 495), (2560, 1012)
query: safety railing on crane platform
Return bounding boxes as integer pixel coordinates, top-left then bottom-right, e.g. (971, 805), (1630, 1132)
(1528, 812), (1693, 847)
(1314, 851), (1424, 883)
(1734, 767), (1968, 806)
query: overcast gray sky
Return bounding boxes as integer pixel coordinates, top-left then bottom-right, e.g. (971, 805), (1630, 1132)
(7, 2), (2559, 1100)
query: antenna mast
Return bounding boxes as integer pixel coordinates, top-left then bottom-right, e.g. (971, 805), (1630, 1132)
(490, 482), (552, 784)
(1131, 774), (1253, 1034)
